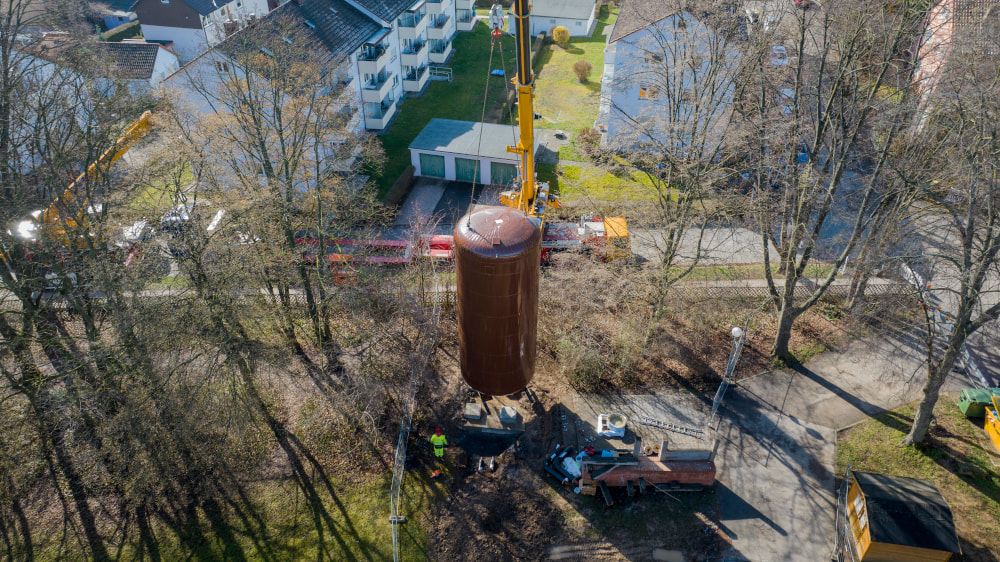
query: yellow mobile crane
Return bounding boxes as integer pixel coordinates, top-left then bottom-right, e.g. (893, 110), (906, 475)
(490, 2), (630, 260)
(7, 110), (153, 257)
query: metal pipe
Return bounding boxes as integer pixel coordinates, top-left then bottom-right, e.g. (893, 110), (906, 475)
(545, 462), (570, 484)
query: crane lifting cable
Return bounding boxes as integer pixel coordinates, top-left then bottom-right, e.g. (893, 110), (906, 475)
(467, 36), (497, 214)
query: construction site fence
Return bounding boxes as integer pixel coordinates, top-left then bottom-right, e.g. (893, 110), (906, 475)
(668, 281), (910, 302)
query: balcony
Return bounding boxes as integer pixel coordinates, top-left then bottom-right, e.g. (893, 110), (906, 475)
(454, 0), (473, 8)
(402, 66), (429, 92)
(427, 15), (451, 40)
(428, 39), (453, 64)
(364, 100), (397, 130)
(357, 43), (389, 75)
(426, 0), (451, 15)
(456, 9), (476, 32)
(401, 41), (427, 67)
(361, 72), (394, 103)
(398, 11), (427, 40)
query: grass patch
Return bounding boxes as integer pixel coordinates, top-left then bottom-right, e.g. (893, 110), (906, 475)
(131, 164), (194, 211)
(557, 140), (586, 162)
(134, 468), (447, 561)
(146, 274), (190, 290)
(837, 402), (1000, 559)
(532, 7), (617, 134)
(669, 264), (780, 281)
(548, 162), (656, 203)
(374, 24), (517, 199)
(374, 7), (617, 198)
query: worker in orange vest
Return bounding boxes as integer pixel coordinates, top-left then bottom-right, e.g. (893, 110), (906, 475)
(430, 428), (447, 459)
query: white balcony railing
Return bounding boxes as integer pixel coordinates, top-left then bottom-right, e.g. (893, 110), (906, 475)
(357, 43), (389, 75)
(361, 73), (393, 103)
(402, 66), (429, 92)
(401, 41), (427, 67)
(364, 100), (397, 130)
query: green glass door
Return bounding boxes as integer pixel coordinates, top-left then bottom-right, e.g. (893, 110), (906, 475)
(455, 157), (481, 183)
(419, 153), (445, 177)
(490, 162), (518, 186)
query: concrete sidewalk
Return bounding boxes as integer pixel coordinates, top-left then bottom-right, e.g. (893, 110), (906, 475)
(715, 334), (970, 561)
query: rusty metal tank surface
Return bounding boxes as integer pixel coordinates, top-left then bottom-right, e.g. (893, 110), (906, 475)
(455, 206), (541, 396)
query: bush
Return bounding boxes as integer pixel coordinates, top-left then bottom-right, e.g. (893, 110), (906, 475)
(551, 26), (570, 46)
(577, 126), (600, 157)
(100, 20), (140, 42)
(573, 60), (593, 83)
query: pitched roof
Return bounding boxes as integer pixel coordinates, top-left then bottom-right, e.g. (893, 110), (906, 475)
(409, 118), (524, 161)
(215, 0), (378, 64)
(99, 41), (162, 80)
(94, 0), (139, 12)
(177, 0), (240, 16)
(608, 0), (678, 43)
(853, 472), (962, 555)
(350, 0), (417, 23)
(531, 0), (597, 20)
(297, 0), (382, 57)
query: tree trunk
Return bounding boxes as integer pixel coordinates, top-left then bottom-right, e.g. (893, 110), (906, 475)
(903, 339), (962, 445)
(844, 268), (869, 311)
(771, 293), (798, 361)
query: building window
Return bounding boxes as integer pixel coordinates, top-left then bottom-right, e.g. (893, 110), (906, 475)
(215, 61), (229, 72)
(161, 0), (169, 3)
(639, 85), (657, 99)
(576, 20), (583, 27)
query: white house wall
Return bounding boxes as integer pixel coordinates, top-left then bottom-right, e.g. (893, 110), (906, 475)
(604, 12), (739, 152)
(202, 0), (271, 48)
(410, 149), (516, 184)
(509, 13), (595, 37)
(151, 49), (181, 86)
(140, 24), (208, 61)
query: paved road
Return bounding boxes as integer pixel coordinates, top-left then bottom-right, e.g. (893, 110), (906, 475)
(714, 333), (970, 561)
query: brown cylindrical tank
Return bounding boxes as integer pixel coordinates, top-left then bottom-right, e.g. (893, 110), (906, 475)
(454, 206), (541, 396)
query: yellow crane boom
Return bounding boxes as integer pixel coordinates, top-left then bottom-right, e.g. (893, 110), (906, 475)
(39, 110), (153, 244)
(497, 0), (556, 225)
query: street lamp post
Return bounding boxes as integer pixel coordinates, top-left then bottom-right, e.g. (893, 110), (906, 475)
(707, 300), (767, 429)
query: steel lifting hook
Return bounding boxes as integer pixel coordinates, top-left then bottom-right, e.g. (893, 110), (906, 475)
(488, 3), (505, 37)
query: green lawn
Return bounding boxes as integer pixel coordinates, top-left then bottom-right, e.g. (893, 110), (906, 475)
(68, 468), (450, 561)
(538, 161), (657, 203)
(532, 6), (617, 134)
(837, 401), (1000, 557)
(375, 8), (619, 199)
(131, 163), (194, 212)
(374, 24), (518, 198)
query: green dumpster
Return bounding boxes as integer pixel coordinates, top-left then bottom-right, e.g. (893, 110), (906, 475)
(956, 388), (1000, 417)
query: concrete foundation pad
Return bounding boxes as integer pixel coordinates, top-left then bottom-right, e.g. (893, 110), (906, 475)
(559, 393), (712, 455)
(461, 395), (524, 436)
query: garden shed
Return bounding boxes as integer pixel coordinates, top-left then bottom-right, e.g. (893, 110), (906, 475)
(408, 119), (535, 186)
(842, 470), (961, 561)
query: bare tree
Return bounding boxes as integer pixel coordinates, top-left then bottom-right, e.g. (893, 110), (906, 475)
(737, 0), (926, 359)
(602, 0), (744, 316)
(175, 12), (386, 366)
(897, 31), (1000, 444)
